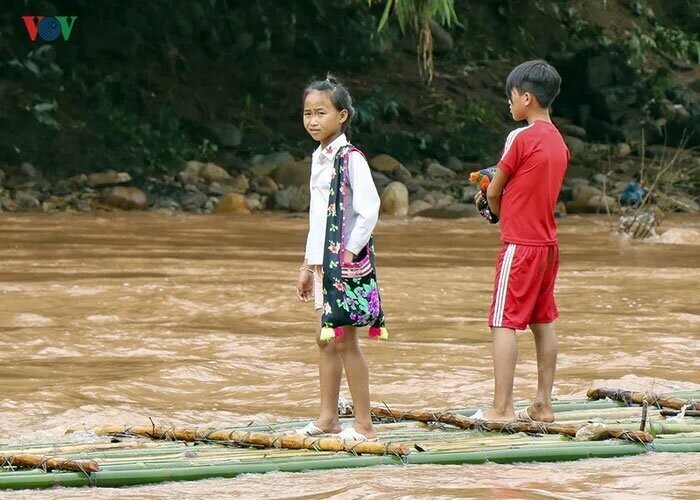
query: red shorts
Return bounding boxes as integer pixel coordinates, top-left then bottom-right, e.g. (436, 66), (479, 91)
(489, 243), (559, 330)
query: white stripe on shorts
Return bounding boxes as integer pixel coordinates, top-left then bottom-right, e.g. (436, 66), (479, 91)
(493, 243), (516, 327)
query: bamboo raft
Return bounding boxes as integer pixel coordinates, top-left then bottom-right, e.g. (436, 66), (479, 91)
(1, 388), (698, 490)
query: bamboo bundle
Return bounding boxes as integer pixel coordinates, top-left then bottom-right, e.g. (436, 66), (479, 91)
(587, 387), (699, 411)
(368, 407), (653, 443)
(0, 453), (99, 473)
(81, 425), (412, 456)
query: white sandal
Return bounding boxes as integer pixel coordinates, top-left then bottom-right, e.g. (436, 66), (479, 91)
(337, 427), (376, 442)
(294, 422), (325, 436)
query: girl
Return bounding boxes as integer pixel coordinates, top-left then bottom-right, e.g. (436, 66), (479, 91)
(295, 75), (381, 441)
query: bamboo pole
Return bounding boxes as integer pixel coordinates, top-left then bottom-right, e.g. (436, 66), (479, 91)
(0, 454), (99, 473)
(368, 407), (654, 443)
(81, 425), (412, 456)
(660, 410), (700, 417)
(587, 387), (699, 411)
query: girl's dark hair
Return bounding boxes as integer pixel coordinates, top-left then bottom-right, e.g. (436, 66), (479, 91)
(303, 74), (355, 140)
(505, 60), (561, 109)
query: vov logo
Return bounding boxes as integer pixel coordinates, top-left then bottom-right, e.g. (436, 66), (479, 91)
(22, 16), (77, 42)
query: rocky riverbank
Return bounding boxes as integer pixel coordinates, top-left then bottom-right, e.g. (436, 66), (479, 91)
(1, 127), (697, 218)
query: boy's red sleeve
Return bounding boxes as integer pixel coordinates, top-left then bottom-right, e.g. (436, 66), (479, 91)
(498, 129), (522, 175)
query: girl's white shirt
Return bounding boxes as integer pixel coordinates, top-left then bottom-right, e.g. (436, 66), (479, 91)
(304, 133), (380, 265)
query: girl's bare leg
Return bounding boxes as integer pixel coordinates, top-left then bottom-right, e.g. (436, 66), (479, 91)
(315, 311), (342, 433)
(335, 327), (377, 438)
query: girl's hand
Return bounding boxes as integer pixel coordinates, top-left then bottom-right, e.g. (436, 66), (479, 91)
(342, 250), (355, 264)
(296, 268), (314, 302)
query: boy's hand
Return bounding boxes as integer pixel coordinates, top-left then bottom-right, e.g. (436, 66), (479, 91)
(296, 268), (314, 302)
(342, 250), (355, 264)
(474, 191), (499, 224)
(474, 191), (488, 211)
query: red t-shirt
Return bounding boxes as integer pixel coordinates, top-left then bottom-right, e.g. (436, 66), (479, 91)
(497, 120), (569, 246)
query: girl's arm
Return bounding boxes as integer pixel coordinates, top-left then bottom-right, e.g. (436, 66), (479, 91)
(345, 151), (380, 258)
(486, 167), (509, 217)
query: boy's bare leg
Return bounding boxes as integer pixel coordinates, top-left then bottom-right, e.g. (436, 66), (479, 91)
(335, 326), (377, 438)
(315, 311), (342, 433)
(527, 322), (557, 422)
(483, 327), (517, 420)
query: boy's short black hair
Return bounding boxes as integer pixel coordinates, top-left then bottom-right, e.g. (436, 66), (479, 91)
(505, 60), (561, 109)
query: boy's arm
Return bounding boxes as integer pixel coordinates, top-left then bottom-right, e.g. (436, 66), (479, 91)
(486, 167), (509, 217)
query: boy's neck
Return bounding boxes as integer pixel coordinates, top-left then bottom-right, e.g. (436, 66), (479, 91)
(525, 107), (551, 125)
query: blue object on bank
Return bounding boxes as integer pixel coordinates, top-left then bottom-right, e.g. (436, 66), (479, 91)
(619, 180), (645, 206)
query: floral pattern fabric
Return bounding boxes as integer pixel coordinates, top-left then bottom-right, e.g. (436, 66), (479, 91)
(320, 145), (388, 341)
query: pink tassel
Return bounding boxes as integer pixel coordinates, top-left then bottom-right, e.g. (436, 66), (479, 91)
(332, 327), (345, 341)
(368, 326), (381, 339)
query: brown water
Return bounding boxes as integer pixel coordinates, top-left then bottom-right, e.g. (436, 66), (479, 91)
(0, 212), (699, 499)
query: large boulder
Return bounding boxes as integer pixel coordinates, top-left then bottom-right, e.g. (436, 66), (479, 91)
(380, 182), (409, 217)
(370, 154), (402, 174)
(100, 186), (148, 210)
(270, 160), (310, 188)
(206, 121), (242, 148)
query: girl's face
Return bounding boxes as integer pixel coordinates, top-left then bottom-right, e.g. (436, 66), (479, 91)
(303, 90), (348, 147)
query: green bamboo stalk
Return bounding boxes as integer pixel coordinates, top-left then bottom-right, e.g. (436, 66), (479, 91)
(649, 422), (700, 435)
(3, 439), (700, 490)
(0, 439), (700, 489)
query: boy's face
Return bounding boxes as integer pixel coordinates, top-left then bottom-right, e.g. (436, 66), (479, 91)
(303, 90), (348, 146)
(508, 89), (530, 121)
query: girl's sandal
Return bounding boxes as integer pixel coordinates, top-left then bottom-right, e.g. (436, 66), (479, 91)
(293, 422), (325, 436)
(337, 427), (376, 442)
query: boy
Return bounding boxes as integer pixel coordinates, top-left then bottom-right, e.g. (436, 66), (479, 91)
(474, 60), (569, 422)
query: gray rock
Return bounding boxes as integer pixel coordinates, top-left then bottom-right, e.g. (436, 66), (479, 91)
(207, 121), (242, 148)
(425, 162), (456, 180)
(414, 203), (479, 219)
(180, 189), (208, 211)
(14, 190), (40, 211)
(560, 123), (587, 139)
(269, 185), (309, 212)
(371, 170), (392, 190)
(446, 156), (464, 172)
(207, 182), (234, 197)
(408, 200), (432, 215)
(20, 162), (39, 179)
(100, 186), (148, 210)
(251, 151), (295, 167)
(564, 136), (586, 156)
(394, 164), (413, 183)
(223, 174), (249, 193)
(289, 184), (310, 212)
(200, 162), (232, 183)
(87, 171), (132, 187)
(246, 196), (263, 211)
(251, 176), (278, 195)
(270, 160), (309, 188)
